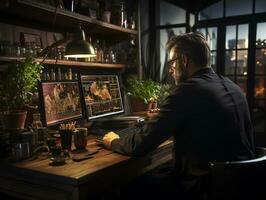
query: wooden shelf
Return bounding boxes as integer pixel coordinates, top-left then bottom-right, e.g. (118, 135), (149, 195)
(0, 0), (138, 40)
(0, 56), (126, 69)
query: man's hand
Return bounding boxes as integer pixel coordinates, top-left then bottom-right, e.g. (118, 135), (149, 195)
(102, 132), (120, 149)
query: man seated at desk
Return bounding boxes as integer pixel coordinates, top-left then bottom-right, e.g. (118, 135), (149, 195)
(102, 32), (255, 199)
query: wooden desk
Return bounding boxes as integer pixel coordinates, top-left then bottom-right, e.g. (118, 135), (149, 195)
(0, 139), (173, 200)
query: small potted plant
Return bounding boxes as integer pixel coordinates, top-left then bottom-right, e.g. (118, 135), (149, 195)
(0, 56), (43, 130)
(157, 84), (174, 107)
(127, 77), (160, 113)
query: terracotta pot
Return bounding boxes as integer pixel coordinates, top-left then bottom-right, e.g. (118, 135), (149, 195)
(130, 97), (153, 112)
(1, 110), (27, 130)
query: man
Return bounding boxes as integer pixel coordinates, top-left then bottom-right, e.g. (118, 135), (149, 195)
(102, 32), (255, 199)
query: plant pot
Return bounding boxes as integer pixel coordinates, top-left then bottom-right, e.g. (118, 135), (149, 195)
(0, 110), (27, 130)
(130, 97), (153, 113)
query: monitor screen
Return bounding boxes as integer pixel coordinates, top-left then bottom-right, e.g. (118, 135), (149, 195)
(40, 81), (83, 126)
(80, 74), (124, 120)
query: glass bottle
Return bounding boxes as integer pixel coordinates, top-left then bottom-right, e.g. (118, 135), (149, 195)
(51, 68), (56, 81)
(94, 40), (100, 62)
(68, 68), (73, 80)
(57, 67), (62, 81)
(120, 1), (127, 28)
(110, 49), (116, 63)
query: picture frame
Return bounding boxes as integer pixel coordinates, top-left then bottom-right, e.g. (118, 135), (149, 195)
(20, 32), (43, 48)
(39, 81), (83, 126)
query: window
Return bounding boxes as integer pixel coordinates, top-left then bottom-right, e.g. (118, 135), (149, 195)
(159, 27), (186, 80)
(254, 22), (266, 133)
(158, 1), (186, 26)
(197, 27), (218, 71)
(190, 14), (195, 28)
(225, 0), (253, 17)
(255, 0), (266, 13)
(199, 1), (223, 21)
(225, 24), (249, 95)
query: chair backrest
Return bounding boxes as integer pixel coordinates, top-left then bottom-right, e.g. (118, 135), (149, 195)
(208, 147), (266, 200)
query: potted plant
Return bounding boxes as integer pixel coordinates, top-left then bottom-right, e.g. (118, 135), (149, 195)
(0, 56), (43, 130)
(127, 77), (160, 113)
(157, 84), (174, 107)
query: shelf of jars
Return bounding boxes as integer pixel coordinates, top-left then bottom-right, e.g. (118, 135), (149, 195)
(0, 56), (125, 69)
(0, 0), (138, 39)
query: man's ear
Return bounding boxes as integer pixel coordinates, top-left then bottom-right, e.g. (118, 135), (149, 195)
(180, 55), (188, 69)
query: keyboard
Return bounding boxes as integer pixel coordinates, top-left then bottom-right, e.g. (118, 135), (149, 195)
(91, 126), (142, 141)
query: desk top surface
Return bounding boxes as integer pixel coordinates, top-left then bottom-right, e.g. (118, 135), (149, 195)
(0, 139), (173, 186)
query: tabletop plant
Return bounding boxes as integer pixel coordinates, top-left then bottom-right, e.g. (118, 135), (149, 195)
(0, 56), (43, 129)
(156, 83), (174, 107)
(0, 56), (43, 111)
(127, 77), (161, 105)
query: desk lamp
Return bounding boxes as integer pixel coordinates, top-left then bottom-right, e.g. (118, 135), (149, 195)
(38, 25), (96, 61)
(64, 25), (96, 58)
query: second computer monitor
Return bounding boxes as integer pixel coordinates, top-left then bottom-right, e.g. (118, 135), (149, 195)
(80, 74), (124, 120)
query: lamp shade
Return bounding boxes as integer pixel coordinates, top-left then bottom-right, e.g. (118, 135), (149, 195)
(64, 26), (96, 58)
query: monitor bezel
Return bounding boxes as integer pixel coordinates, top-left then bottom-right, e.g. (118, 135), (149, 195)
(39, 80), (84, 126)
(80, 74), (125, 121)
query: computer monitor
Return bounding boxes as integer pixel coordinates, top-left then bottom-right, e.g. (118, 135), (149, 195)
(80, 74), (124, 120)
(40, 81), (83, 126)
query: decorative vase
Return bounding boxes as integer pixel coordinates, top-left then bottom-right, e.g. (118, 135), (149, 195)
(0, 111), (27, 130)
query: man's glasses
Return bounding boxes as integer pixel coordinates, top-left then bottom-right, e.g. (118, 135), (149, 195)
(168, 57), (178, 75)
(167, 57), (179, 68)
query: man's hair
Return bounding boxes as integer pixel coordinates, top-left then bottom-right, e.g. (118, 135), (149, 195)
(166, 32), (210, 68)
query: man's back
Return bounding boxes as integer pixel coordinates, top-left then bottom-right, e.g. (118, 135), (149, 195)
(173, 68), (255, 163)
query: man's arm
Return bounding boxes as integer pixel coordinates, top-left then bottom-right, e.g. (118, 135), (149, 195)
(103, 87), (187, 156)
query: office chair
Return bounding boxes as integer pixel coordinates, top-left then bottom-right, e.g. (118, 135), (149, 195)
(207, 147), (266, 200)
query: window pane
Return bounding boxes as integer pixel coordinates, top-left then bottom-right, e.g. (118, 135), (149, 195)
(158, 1), (186, 26)
(226, 0), (253, 17)
(197, 28), (206, 37)
(254, 77), (266, 99)
(253, 100), (265, 133)
(190, 14), (195, 28)
(226, 25), (236, 49)
(199, 1), (223, 20)
(237, 50), (248, 75)
(225, 50), (236, 74)
(236, 76), (247, 95)
(256, 23), (266, 48)
(256, 0), (266, 13)
(159, 27), (186, 80)
(256, 49), (266, 74)
(207, 27), (217, 50)
(237, 24), (249, 49)
(211, 51), (217, 71)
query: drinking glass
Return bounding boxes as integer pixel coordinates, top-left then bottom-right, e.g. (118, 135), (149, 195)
(59, 129), (73, 150)
(74, 128), (88, 150)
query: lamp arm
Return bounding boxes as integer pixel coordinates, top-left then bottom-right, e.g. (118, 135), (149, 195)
(38, 33), (72, 58)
